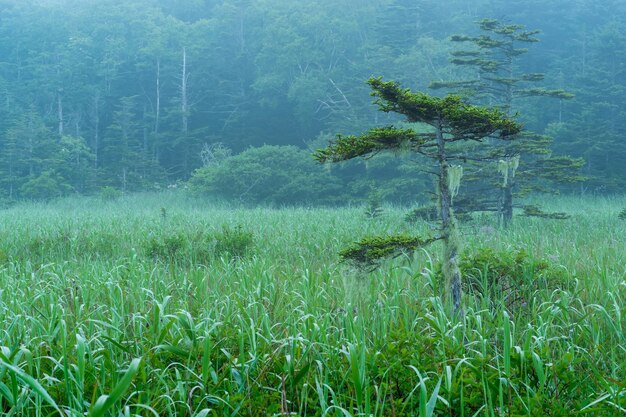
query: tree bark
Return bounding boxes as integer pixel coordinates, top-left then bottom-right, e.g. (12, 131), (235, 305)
(93, 92), (100, 169)
(436, 122), (463, 315)
(502, 176), (514, 227)
(181, 48), (188, 135)
(155, 57), (161, 137)
(181, 48), (190, 174)
(57, 90), (64, 137)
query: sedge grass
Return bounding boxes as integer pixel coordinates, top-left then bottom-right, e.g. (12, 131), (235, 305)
(0, 192), (623, 416)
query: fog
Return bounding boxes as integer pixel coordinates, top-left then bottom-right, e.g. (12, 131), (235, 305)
(0, 0), (623, 203)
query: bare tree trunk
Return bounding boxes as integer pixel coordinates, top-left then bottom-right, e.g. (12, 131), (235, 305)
(436, 123), (462, 316)
(155, 57), (161, 136)
(502, 178), (514, 227)
(181, 47), (190, 174)
(93, 91), (100, 169)
(57, 89), (64, 136)
(181, 48), (188, 135)
(143, 102), (148, 177)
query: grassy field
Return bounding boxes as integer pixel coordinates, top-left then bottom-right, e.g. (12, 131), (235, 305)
(0, 192), (623, 416)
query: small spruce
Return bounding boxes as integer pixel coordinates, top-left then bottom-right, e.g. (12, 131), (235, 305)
(364, 189), (384, 219)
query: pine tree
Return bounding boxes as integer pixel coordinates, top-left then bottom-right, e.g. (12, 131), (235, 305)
(431, 19), (583, 225)
(315, 77), (521, 314)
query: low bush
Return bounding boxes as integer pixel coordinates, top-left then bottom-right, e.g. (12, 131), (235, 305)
(100, 186), (123, 202)
(145, 233), (188, 260)
(143, 225), (255, 264)
(20, 171), (72, 200)
(213, 224), (255, 260)
(189, 145), (344, 205)
(439, 247), (570, 313)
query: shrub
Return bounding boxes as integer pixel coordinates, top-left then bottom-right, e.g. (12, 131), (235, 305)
(405, 205), (472, 223)
(189, 145), (344, 205)
(20, 171), (72, 200)
(405, 205), (439, 222)
(143, 225), (254, 264)
(439, 247), (569, 313)
(145, 234), (187, 260)
(213, 224), (254, 260)
(100, 186), (123, 202)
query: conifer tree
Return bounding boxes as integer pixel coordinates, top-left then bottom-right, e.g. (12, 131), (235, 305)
(431, 19), (583, 225)
(315, 77), (521, 314)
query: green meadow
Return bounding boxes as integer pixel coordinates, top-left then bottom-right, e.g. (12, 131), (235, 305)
(0, 193), (623, 416)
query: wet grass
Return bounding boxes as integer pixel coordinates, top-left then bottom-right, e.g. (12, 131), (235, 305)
(0, 192), (623, 416)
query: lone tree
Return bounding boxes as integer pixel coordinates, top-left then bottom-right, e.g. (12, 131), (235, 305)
(431, 18), (583, 226)
(315, 78), (521, 313)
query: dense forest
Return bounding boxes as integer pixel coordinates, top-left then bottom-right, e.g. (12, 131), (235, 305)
(0, 0), (624, 202)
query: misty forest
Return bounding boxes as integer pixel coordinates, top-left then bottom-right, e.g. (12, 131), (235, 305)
(0, 0), (624, 416)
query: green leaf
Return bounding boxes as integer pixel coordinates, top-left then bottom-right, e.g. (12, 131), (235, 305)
(0, 357), (62, 415)
(88, 357), (142, 417)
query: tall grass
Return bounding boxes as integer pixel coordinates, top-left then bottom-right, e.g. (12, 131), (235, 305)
(0, 192), (623, 416)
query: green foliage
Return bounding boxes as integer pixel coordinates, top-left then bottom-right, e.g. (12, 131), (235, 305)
(364, 189), (384, 218)
(316, 80), (521, 166)
(522, 204), (571, 219)
(368, 78), (522, 139)
(0, 194), (622, 416)
(314, 126), (424, 163)
(144, 225), (254, 264)
(404, 205), (439, 222)
(190, 145), (344, 205)
(432, 18), (585, 226)
(619, 208), (626, 220)
(456, 247), (570, 312)
(405, 202), (475, 224)
(213, 224), (255, 260)
(100, 186), (123, 202)
(339, 234), (439, 268)
(433, 18), (573, 109)
(19, 171), (72, 201)
(145, 233), (188, 260)
(0, 2), (621, 197)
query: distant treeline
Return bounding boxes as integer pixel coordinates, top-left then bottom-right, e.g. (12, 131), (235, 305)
(0, 0), (624, 201)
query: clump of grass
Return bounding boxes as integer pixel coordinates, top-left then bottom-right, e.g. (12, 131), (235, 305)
(213, 224), (255, 260)
(618, 207), (626, 220)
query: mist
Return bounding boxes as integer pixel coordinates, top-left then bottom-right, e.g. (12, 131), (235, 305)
(0, 1), (624, 415)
